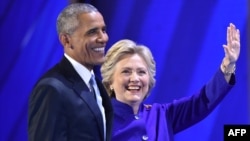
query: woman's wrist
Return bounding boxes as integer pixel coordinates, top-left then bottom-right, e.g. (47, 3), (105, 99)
(221, 58), (236, 75)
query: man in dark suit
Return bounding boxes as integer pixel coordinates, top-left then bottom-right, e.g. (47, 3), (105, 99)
(28, 3), (113, 141)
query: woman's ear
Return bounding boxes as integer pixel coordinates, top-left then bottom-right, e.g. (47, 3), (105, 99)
(110, 85), (114, 91)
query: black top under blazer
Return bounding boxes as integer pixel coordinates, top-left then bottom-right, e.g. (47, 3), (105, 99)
(28, 57), (113, 141)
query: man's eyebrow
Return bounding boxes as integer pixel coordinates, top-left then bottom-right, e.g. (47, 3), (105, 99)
(85, 27), (98, 34)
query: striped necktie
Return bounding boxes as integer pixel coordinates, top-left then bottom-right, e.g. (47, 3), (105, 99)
(89, 74), (106, 140)
(89, 76), (96, 99)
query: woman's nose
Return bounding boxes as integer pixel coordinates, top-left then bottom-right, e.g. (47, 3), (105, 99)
(130, 72), (139, 82)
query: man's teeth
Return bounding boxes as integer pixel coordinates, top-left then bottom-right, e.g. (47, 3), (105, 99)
(93, 47), (104, 52)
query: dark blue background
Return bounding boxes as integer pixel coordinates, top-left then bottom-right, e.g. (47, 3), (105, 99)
(0, 0), (249, 141)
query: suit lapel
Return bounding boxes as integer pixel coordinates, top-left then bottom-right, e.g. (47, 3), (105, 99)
(73, 82), (104, 133)
(59, 57), (104, 139)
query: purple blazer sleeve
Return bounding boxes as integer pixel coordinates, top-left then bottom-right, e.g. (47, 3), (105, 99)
(168, 69), (235, 133)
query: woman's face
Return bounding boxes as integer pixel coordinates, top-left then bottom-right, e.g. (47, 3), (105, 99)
(111, 54), (150, 106)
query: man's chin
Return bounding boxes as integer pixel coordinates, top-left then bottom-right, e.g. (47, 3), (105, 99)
(94, 59), (105, 65)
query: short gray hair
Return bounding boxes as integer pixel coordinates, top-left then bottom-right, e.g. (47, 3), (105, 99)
(101, 39), (156, 98)
(56, 3), (98, 35)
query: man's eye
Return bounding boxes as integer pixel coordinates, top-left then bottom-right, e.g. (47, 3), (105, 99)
(102, 27), (107, 33)
(87, 29), (97, 35)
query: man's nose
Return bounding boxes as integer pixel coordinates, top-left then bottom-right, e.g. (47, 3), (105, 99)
(97, 31), (108, 43)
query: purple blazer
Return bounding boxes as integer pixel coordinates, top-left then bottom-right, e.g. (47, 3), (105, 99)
(111, 69), (235, 141)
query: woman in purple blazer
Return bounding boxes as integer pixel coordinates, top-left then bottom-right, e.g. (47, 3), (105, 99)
(100, 23), (240, 141)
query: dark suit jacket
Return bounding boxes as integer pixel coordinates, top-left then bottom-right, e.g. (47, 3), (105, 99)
(28, 57), (113, 141)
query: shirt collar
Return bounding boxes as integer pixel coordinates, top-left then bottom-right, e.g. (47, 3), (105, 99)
(64, 53), (94, 85)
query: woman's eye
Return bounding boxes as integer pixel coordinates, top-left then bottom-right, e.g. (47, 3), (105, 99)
(139, 70), (146, 74)
(122, 70), (130, 73)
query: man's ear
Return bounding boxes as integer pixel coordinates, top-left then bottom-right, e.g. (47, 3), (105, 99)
(59, 33), (72, 49)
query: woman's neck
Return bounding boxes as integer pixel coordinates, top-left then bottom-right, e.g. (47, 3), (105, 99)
(128, 102), (141, 114)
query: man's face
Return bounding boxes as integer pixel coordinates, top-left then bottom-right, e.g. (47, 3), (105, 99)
(65, 12), (109, 70)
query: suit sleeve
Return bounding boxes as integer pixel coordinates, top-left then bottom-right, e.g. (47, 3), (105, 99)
(28, 79), (67, 141)
(168, 69), (235, 133)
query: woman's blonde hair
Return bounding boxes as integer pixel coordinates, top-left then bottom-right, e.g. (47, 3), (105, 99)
(101, 39), (156, 98)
